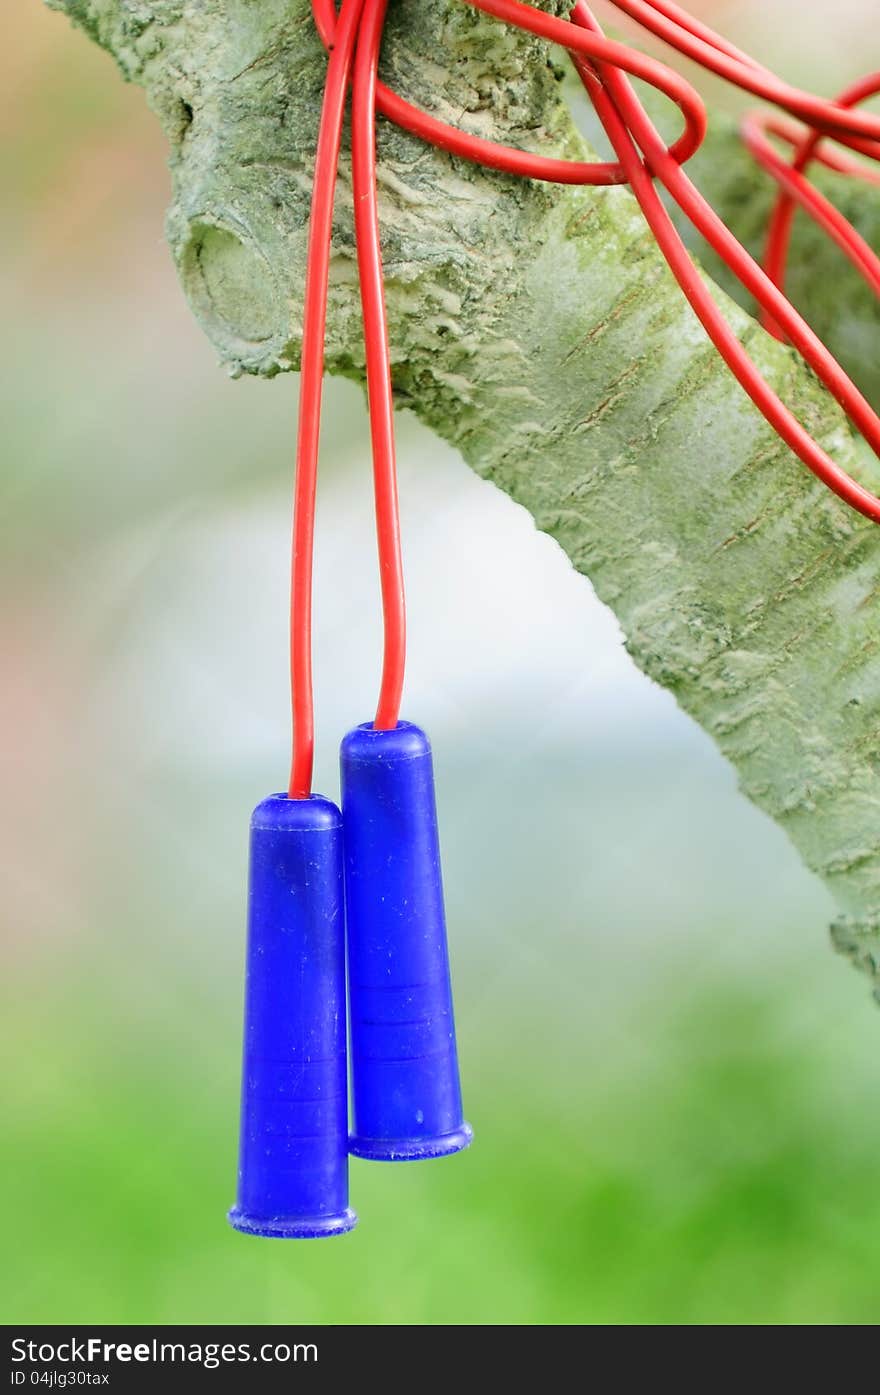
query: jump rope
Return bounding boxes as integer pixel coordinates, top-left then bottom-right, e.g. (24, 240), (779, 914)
(228, 0), (880, 1238)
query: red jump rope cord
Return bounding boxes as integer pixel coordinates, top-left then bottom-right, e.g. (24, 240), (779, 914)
(352, 0), (406, 734)
(288, 0), (366, 799)
(743, 73), (880, 339)
(289, 0), (880, 797)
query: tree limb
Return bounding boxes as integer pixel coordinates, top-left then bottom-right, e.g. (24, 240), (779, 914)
(48, 0), (880, 993)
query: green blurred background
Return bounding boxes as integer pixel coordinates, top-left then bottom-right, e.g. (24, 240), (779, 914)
(3, 1), (880, 1324)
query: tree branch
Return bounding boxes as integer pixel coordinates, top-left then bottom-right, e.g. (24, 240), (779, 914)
(48, 0), (880, 993)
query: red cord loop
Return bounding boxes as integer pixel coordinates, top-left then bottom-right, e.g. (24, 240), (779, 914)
(288, 0), (880, 797)
(741, 73), (880, 339)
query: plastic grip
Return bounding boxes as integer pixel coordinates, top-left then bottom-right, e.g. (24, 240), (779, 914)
(340, 722), (472, 1161)
(228, 794), (356, 1238)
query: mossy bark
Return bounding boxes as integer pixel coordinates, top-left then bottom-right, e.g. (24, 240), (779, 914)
(47, 0), (880, 993)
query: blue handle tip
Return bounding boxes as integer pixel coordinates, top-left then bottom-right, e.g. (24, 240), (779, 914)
(349, 1123), (473, 1163)
(227, 1206), (357, 1240)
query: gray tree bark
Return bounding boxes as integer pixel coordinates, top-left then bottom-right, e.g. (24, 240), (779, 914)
(48, 0), (880, 994)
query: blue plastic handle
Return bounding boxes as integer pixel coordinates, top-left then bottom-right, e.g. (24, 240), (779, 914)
(340, 722), (472, 1161)
(228, 794), (357, 1238)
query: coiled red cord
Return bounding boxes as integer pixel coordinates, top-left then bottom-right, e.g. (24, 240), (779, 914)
(288, 0), (880, 797)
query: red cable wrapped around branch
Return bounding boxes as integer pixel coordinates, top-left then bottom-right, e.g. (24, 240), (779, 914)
(288, 0), (880, 797)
